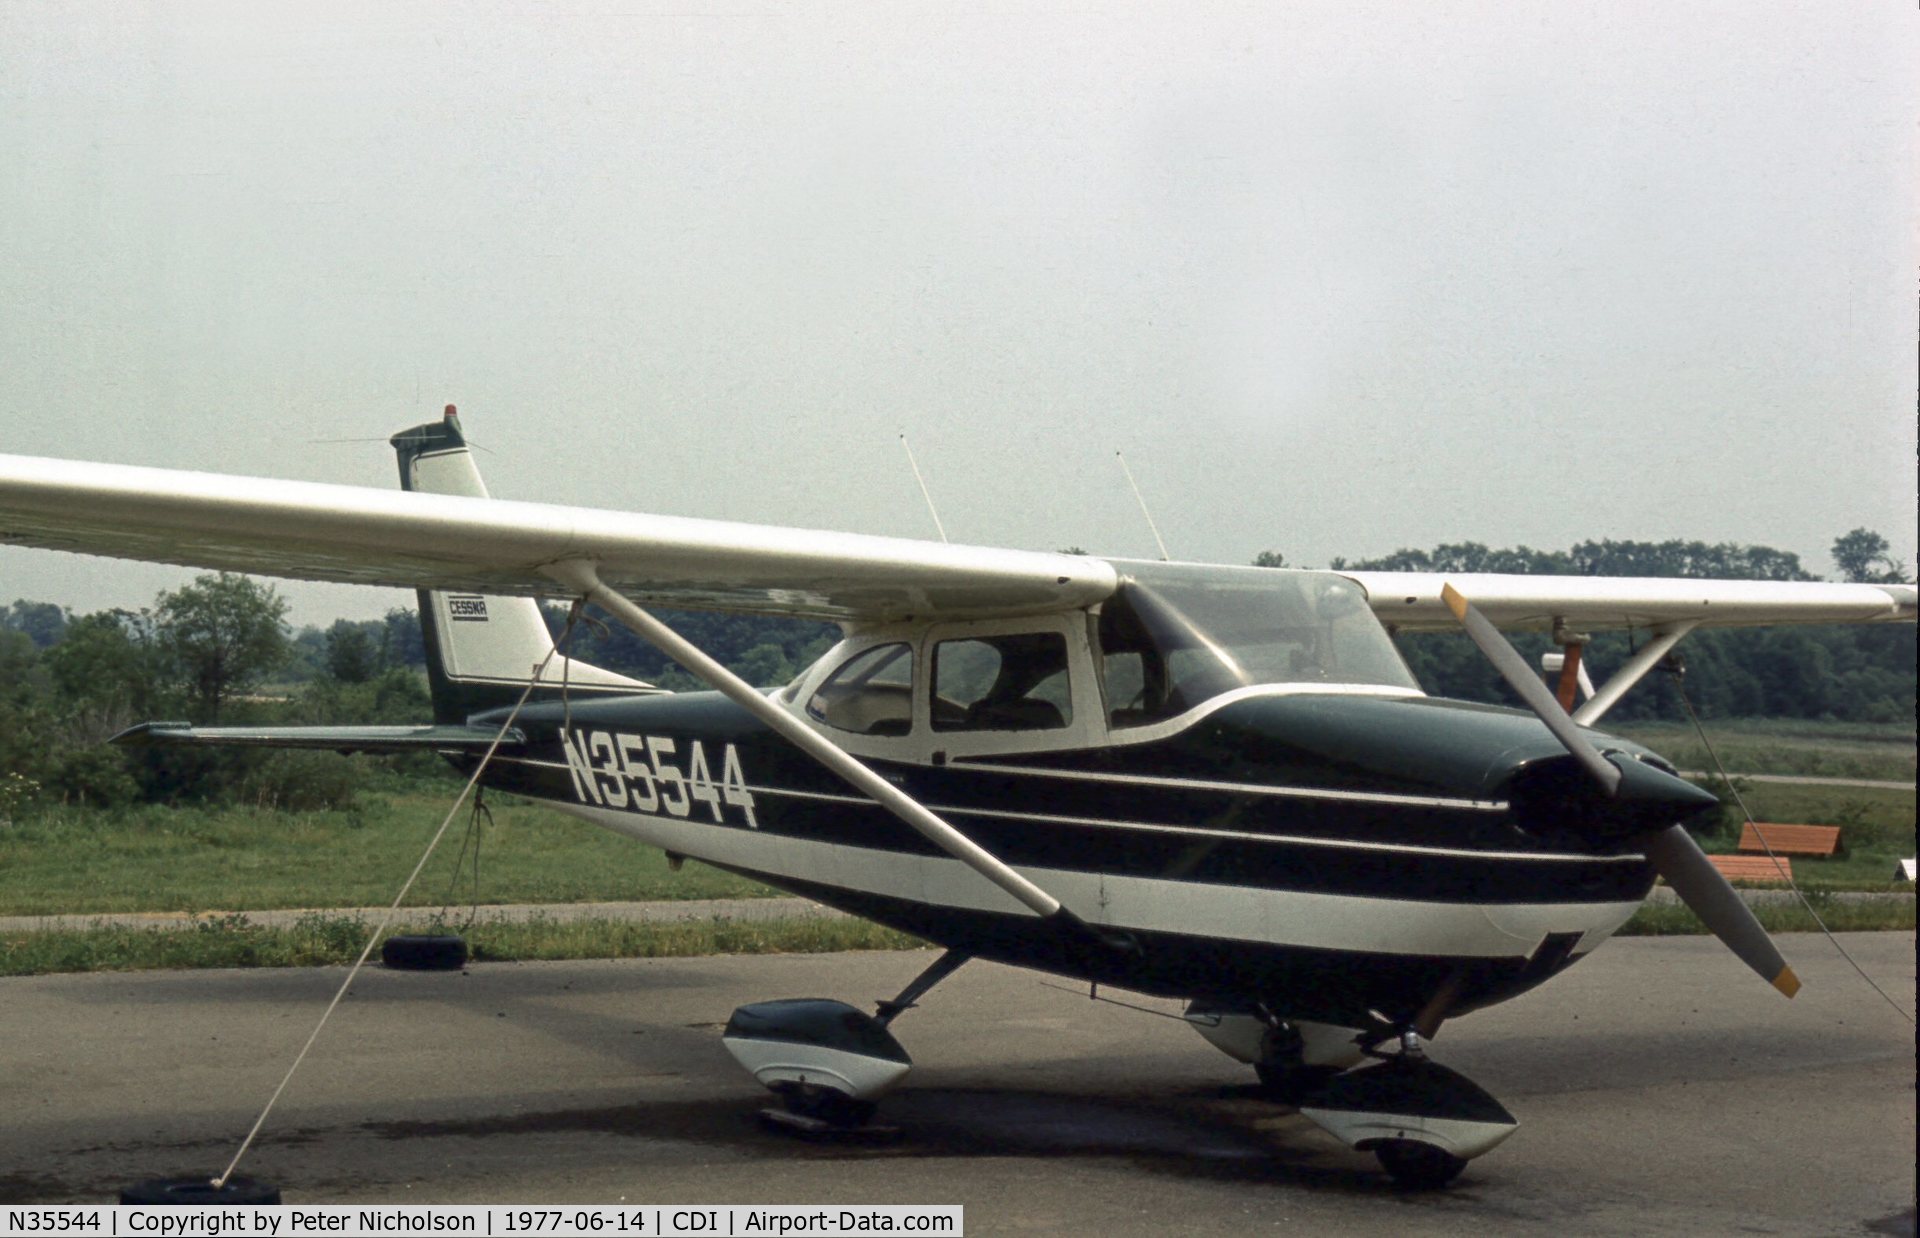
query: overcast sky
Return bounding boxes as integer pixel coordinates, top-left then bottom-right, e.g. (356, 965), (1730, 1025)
(2, 1), (1914, 627)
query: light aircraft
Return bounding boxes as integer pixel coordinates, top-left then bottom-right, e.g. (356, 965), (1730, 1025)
(0, 408), (1912, 1188)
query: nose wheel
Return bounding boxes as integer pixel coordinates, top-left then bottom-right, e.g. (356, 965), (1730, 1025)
(1373, 1137), (1468, 1189)
(1294, 1029), (1517, 1190)
(773, 1082), (878, 1130)
(723, 950), (972, 1135)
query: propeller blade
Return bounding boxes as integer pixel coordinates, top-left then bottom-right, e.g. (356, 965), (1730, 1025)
(1441, 584), (1621, 795)
(1441, 583), (1799, 1000)
(1639, 825), (1801, 998)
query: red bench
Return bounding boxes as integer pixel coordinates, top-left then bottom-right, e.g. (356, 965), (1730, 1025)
(1737, 823), (1841, 857)
(1707, 853), (1794, 884)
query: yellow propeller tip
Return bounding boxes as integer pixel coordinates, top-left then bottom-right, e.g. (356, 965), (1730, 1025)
(1773, 966), (1801, 999)
(1440, 583), (1469, 621)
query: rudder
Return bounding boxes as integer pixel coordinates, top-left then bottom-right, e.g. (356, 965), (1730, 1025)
(391, 406), (658, 723)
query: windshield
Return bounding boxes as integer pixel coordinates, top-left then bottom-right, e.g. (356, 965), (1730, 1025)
(1098, 561), (1418, 726)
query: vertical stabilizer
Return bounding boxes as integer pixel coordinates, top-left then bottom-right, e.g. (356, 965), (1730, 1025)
(391, 407), (659, 723)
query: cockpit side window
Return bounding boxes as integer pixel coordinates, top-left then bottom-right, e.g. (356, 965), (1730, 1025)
(807, 642), (915, 736)
(932, 632), (1073, 732)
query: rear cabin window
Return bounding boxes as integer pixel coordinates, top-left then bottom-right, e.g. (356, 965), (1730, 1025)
(807, 643), (914, 736)
(932, 632), (1073, 732)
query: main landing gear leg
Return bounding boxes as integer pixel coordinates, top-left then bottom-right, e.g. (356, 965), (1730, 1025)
(876, 949), (972, 1027)
(721, 950), (972, 1133)
(1294, 1026), (1519, 1190)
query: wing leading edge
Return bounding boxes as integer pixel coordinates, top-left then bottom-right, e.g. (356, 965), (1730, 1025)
(0, 452), (1116, 623)
(2, 450), (1911, 632)
(1344, 570), (1915, 632)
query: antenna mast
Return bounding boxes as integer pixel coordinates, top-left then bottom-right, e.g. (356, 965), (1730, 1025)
(1116, 450), (1170, 561)
(900, 434), (949, 544)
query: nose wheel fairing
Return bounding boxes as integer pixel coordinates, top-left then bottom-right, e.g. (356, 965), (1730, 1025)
(721, 998), (913, 1109)
(720, 950), (973, 1131)
(1183, 1004), (1518, 1187)
(1297, 1056), (1519, 1171)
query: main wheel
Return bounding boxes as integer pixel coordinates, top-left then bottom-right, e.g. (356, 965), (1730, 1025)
(1374, 1139), (1467, 1189)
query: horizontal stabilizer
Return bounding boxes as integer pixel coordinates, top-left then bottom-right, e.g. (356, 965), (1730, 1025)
(112, 721), (526, 754)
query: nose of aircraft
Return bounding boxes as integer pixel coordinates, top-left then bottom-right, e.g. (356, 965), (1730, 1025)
(1218, 694), (1719, 847)
(1500, 747), (1722, 849)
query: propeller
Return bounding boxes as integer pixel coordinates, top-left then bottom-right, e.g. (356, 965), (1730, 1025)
(1441, 584), (1800, 998)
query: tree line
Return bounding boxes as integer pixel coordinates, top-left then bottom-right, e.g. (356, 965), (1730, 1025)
(0, 528), (1909, 816)
(0, 577), (837, 814)
(0, 577), (439, 814)
(1250, 528), (1913, 725)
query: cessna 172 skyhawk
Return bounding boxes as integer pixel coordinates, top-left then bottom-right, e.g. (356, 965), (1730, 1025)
(0, 408), (1912, 1188)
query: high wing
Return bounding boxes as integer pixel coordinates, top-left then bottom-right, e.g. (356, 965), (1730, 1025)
(0, 452), (1114, 623)
(1346, 570), (1914, 632)
(0, 449), (1912, 630)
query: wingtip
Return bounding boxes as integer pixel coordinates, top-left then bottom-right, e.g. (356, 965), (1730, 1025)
(1772, 966), (1801, 999)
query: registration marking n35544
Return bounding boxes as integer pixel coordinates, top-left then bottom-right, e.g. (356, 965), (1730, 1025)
(559, 729), (757, 827)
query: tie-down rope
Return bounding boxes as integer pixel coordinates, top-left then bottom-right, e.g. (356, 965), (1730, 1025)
(212, 604), (582, 1189)
(1667, 665), (1913, 1027)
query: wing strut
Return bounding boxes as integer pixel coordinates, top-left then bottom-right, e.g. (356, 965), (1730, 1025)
(1570, 621), (1697, 726)
(543, 560), (1118, 941)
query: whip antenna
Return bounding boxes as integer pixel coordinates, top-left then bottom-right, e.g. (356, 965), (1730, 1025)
(900, 434), (949, 543)
(1116, 450), (1170, 561)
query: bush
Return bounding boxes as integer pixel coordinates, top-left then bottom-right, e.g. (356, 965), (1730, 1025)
(40, 746), (139, 808)
(0, 771), (39, 825)
(233, 751), (363, 812)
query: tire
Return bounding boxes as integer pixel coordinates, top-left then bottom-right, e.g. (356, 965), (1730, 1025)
(1374, 1139), (1467, 1190)
(120, 1176), (282, 1205)
(782, 1086), (877, 1129)
(381, 934), (468, 971)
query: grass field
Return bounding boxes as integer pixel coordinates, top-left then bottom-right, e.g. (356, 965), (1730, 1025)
(1611, 717), (1916, 782)
(1692, 781), (1915, 885)
(1623, 896), (1915, 937)
(0, 790), (773, 916)
(1605, 718), (1914, 886)
(0, 912), (925, 978)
